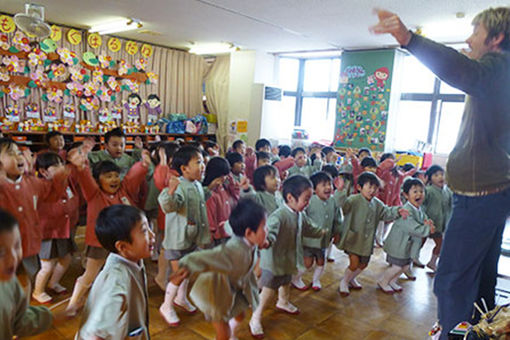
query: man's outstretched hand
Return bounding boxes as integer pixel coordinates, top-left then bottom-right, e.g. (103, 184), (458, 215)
(369, 8), (412, 46)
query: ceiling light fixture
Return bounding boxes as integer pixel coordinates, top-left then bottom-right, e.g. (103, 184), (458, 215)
(421, 19), (472, 41)
(189, 42), (236, 55)
(89, 18), (142, 35)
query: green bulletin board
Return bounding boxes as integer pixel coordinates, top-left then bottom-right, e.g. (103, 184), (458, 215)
(334, 49), (396, 151)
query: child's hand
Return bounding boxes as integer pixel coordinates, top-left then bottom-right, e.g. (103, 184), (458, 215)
(332, 234), (340, 244)
(334, 176), (345, 191)
(167, 176), (180, 194)
(67, 148), (86, 169)
(259, 239), (270, 249)
(425, 219), (436, 234)
(141, 149), (151, 167)
(169, 267), (189, 285)
(346, 148), (356, 160)
(240, 176), (250, 191)
(22, 148), (34, 173)
(398, 208), (410, 220)
(134, 136), (144, 149)
(271, 146), (279, 156)
(208, 177), (224, 191)
(158, 147), (167, 166)
(246, 146), (255, 157)
(281, 170), (288, 181)
(82, 137), (95, 154)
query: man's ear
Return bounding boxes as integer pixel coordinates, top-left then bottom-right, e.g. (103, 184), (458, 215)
(490, 32), (505, 50)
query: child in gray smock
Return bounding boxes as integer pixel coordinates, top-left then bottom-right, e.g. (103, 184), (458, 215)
(337, 172), (407, 297)
(379, 179), (434, 294)
(75, 205), (154, 340)
(249, 175), (325, 338)
(287, 147), (322, 178)
(170, 198), (268, 340)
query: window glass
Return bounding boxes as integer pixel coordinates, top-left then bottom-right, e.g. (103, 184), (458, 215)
(300, 97), (336, 143)
(393, 100), (431, 150)
(304, 59), (339, 92)
(435, 101), (464, 154)
(401, 55), (436, 93)
(279, 58), (299, 92)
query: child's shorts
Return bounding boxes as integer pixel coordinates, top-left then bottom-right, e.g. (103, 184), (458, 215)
(386, 254), (412, 267)
(85, 246), (109, 260)
(165, 245), (197, 261)
(259, 269), (291, 290)
(345, 251), (371, 264)
(303, 246), (326, 261)
(40, 238), (77, 260)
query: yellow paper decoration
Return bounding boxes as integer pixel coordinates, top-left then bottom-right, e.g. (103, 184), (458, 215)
(50, 25), (62, 41)
(67, 29), (82, 45)
(141, 44), (153, 58)
(107, 37), (121, 52)
(125, 41), (138, 55)
(87, 33), (102, 49)
(0, 15), (15, 34)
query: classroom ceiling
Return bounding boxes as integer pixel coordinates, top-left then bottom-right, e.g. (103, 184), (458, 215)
(0, 0), (507, 54)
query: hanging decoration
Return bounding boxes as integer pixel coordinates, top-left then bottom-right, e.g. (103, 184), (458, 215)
(25, 103), (40, 118)
(67, 29), (82, 45)
(140, 44), (153, 58)
(0, 66), (9, 81)
(0, 15), (16, 34)
(107, 37), (121, 53)
(3, 55), (24, 73)
(12, 32), (31, 52)
(43, 105), (58, 122)
(40, 38), (57, 53)
(135, 58), (148, 71)
(50, 25), (62, 41)
(98, 55), (115, 69)
(28, 49), (47, 68)
(82, 51), (99, 66)
(125, 41), (138, 55)
(57, 47), (79, 66)
(0, 34), (9, 50)
(47, 87), (63, 103)
(5, 104), (20, 122)
(87, 33), (102, 49)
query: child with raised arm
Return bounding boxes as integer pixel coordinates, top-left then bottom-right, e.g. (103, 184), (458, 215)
(158, 146), (220, 326)
(32, 152), (80, 303)
(65, 146), (150, 313)
(337, 172), (408, 297)
(380, 178), (435, 293)
(76, 205), (155, 340)
(170, 198), (268, 340)
(287, 147), (322, 178)
(249, 175), (325, 338)
(0, 138), (68, 281)
(291, 172), (343, 291)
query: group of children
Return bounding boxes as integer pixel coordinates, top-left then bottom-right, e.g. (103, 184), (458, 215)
(0, 129), (453, 340)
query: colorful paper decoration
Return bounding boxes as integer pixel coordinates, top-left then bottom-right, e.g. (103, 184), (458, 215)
(141, 44), (153, 58)
(57, 48), (79, 66)
(82, 51), (99, 66)
(5, 104), (20, 122)
(0, 15), (15, 34)
(50, 25), (62, 41)
(87, 33), (102, 49)
(3, 56), (24, 73)
(107, 37), (121, 52)
(125, 41), (138, 55)
(98, 55), (114, 69)
(118, 59), (130, 75)
(12, 32), (31, 52)
(67, 29), (82, 45)
(40, 38), (57, 53)
(0, 33), (9, 50)
(43, 105), (58, 122)
(135, 58), (148, 71)
(63, 103), (76, 119)
(28, 49), (47, 68)
(25, 103), (40, 118)
(0, 66), (9, 81)
(111, 104), (123, 119)
(47, 87), (63, 103)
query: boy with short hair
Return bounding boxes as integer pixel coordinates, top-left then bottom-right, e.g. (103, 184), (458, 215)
(287, 147), (322, 178)
(0, 209), (71, 339)
(76, 205), (155, 340)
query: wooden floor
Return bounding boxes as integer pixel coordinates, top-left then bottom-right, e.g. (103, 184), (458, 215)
(30, 227), (438, 340)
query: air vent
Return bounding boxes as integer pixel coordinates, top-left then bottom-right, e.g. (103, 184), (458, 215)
(264, 86), (282, 101)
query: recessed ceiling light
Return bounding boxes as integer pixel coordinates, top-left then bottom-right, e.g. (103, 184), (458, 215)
(89, 18), (142, 35)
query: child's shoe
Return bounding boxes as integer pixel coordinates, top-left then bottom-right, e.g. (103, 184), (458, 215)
(159, 304), (180, 327)
(403, 268), (416, 280)
(389, 279), (403, 292)
(174, 298), (197, 314)
(275, 300), (300, 315)
(311, 280), (322, 291)
(32, 291), (53, 304)
(376, 281), (394, 294)
(48, 283), (67, 294)
(339, 280), (350, 297)
(291, 278), (308, 291)
(348, 278), (363, 290)
(413, 259), (425, 268)
(249, 318), (264, 339)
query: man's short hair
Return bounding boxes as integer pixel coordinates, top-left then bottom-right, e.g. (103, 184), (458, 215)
(473, 7), (510, 51)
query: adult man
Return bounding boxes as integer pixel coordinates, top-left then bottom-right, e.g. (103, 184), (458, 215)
(371, 7), (510, 339)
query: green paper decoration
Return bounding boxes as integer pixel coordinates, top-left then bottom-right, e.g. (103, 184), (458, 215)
(145, 79), (150, 85)
(109, 60), (116, 67)
(43, 59), (52, 67)
(40, 38), (57, 53)
(8, 46), (19, 53)
(96, 90), (103, 96)
(83, 75), (90, 82)
(28, 80), (37, 88)
(47, 71), (55, 79)
(102, 75), (109, 83)
(0, 92), (4, 99)
(24, 88), (31, 96)
(42, 93), (49, 102)
(83, 51), (99, 66)
(24, 66), (30, 74)
(79, 104), (87, 111)
(121, 85), (128, 91)
(111, 95), (116, 101)
(64, 89), (71, 96)
(72, 57), (79, 65)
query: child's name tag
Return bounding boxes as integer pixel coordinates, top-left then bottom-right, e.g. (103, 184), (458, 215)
(66, 187), (74, 199)
(121, 196), (131, 205)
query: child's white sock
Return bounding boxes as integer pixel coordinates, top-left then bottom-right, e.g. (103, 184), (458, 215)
(378, 265), (401, 292)
(291, 268), (307, 290)
(349, 268), (363, 289)
(48, 255), (71, 293)
(389, 265), (407, 292)
(160, 282), (180, 326)
(33, 259), (56, 303)
(339, 268), (355, 295)
(276, 284), (299, 314)
(249, 287), (274, 336)
(312, 265), (324, 290)
(175, 279), (196, 313)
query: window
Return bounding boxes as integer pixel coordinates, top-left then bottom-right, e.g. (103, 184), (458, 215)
(278, 56), (340, 143)
(398, 55), (466, 154)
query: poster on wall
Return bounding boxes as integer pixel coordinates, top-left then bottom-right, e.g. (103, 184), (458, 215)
(333, 49), (396, 151)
